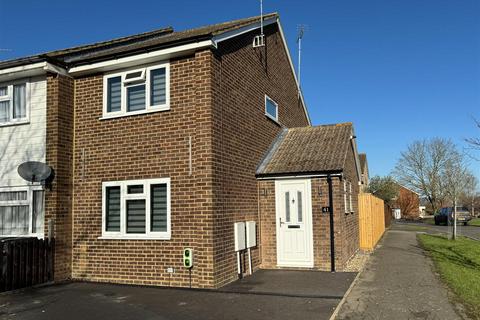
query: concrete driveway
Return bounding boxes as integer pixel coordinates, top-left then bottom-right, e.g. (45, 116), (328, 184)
(0, 270), (356, 320)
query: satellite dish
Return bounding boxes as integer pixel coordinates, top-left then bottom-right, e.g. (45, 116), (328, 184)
(18, 161), (53, 183)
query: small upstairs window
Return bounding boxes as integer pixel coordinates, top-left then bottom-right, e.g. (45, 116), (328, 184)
(103, 63), (170, 119)
(0, 82), (28, 126)
(265, 95), (278, 122)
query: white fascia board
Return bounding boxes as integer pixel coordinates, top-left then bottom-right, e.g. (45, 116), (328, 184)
(0, 62), (46, 82)
(0, 61), (67, 82)
(212, 17), (277, 47)
(276, 18), (311, 126)
(349, 131), (363, 182)
(68, 40), (214, 75)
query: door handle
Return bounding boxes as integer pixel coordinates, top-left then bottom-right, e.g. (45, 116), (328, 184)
(279, 218), (285, 226)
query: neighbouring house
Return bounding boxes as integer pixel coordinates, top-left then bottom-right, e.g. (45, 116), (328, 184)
(392, 184), (420, 220)
(358, 153), (369, 191)
(256, 123), (362, 271)
(0, 59), (73, 279)
(0, 13), (361, 288)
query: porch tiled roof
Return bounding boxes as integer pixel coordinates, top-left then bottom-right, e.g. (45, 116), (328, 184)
(256, 123), (354, 177)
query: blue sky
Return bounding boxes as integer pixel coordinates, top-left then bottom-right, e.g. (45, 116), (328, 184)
(1, 0), (479, 177)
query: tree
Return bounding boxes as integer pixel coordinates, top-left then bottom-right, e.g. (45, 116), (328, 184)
(460, 173), (478, 217)
(393, 138), (455, 214)
(366, 176), (399, 205)
(442, 150), (470, 240)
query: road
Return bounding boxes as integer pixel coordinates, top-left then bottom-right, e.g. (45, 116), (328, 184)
(394, 220), (480, 240)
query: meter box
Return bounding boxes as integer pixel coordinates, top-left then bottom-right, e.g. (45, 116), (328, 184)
(246, 221), (256, 248)
(234, 222), (246, 251)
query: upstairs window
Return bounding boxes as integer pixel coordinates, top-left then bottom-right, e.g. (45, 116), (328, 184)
(102, 178), (171, 239)
(103, 63), (170, 118)
(0, 82), (28, 125)
(265, 95), (278, 122)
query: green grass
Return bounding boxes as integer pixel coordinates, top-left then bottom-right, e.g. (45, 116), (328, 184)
(421, 218), (436, 225)
(469, 218), (480, 227)
(418, 234), (480, 319)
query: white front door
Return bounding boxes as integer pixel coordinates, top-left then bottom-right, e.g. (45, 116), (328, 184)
(275, 179), (313, 267)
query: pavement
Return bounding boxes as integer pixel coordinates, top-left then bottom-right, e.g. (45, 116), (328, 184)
(394, 220), (480, 241)
(336, 229), (465, 320)
(0, 270), (356, 320)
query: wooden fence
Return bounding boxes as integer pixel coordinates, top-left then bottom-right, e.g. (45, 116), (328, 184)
(359, 193), (386, 251)
(0, 237), (55, 292)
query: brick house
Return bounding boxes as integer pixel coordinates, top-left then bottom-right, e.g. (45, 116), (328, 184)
(359, 153), (369, 191)
(392, 184), (420, 220)
(0, 13), (361, 288)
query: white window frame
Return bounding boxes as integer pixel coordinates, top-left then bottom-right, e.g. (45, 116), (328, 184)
(343, 181), (349, 214)
(0, 80), (30, 127)
(0, 185), (44, 238)
(100, 178), (171, 240)
(265, 94), (279, 123)
(102, 62), (170, 120)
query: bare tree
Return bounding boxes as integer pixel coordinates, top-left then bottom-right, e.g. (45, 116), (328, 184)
(463, 173), (478, 217)
(442, 150), (470, 240)
(393, 138), (454, 213)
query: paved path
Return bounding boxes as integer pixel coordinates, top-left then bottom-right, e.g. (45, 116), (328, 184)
(336, 229), (463, 320)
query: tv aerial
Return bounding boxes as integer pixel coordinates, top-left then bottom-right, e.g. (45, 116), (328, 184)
(18, 161), (54, 189)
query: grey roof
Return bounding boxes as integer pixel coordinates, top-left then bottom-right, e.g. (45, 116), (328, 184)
(256, 123), (355, 177)
(0, 13), (278, 70)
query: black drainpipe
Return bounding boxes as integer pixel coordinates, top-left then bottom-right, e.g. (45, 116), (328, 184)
(327, 174), (336, 272)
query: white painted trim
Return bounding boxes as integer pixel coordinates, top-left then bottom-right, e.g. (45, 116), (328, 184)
(0, 62), (47, 76)
(275, 179), (314, 268)
(69, 40), (214, 75)
(212, 18), (277, 46)
(264, 94), (279, 123)
(101, 177), (171, 240)
(0, 61), (67, 82)
(276, 18), (311, 126)
(102, 62), (170, 119)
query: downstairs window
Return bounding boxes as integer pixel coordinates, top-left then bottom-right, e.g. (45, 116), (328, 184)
(0, 187), (44, 237)
(101, 178), (171, 239)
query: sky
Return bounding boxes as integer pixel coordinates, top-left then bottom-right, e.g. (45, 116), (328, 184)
(1, 0), (479, 177)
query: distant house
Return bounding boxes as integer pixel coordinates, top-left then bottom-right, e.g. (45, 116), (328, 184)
(358, 153), (369, 191)
(392, 184), (420, 219)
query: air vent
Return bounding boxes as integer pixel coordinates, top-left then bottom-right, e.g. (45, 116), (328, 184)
(253, 34), (265, 48)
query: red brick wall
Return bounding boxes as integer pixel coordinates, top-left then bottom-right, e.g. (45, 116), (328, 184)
(46, 74), (74, 281)
(71, 51), (218, 288)
(210, 24), (309, 286)
(395, 186), (420, 219)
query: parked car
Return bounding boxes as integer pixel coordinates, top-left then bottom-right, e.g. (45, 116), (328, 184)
(434, 207), (472, 226)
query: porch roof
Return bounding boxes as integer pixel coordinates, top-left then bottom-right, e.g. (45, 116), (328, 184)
(256, 123), (356, 178)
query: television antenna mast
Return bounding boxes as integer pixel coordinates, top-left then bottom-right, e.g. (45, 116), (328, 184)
(296, 24), (308, 97)
(253, 0), (265, 47)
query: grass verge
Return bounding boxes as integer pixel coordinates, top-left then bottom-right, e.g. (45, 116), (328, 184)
(418, 234), (480, 319)
(469, 218), (480, 227)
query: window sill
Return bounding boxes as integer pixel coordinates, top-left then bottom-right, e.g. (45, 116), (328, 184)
(265, 113), (280, 126)
(99, 234), (171, 240)
(0, 120), (30, 128)
(99, 106), (170, 120)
